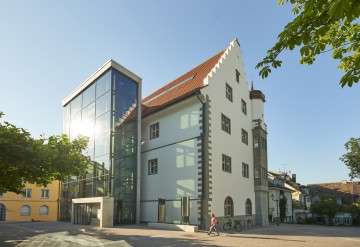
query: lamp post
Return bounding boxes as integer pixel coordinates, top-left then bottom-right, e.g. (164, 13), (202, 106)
(271, 193), (283, 226)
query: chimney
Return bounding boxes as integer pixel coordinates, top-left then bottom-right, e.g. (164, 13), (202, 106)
(292, 174), (296, 183)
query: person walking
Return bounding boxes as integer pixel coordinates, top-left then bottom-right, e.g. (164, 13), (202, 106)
(207, 213), (219, 236)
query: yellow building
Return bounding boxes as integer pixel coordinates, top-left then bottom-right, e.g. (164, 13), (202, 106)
(0, 180), (60, 222)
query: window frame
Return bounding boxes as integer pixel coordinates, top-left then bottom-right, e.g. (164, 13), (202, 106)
(40, 189), (50, 199)
(255, 167), (260, 179)
(236, 69), (240, 83)
(245, 199), (252, 215)
(241, 129), (248, 145)
(39, 205), (49, 215)
(22, 188), (32, 198)
(242, 163), (249, 178)
(148, 158), (158, 175)
(241, 99), (247, 115)
(150, 122), (159, 139)
(224, 197), (234, 217)
(20, 205), (31, 216)
(221, 114), (231, 134)
(261, 167), (268, 179)
(222, 154), (232, 173)
(225, 83), (233, 102)
(253, 136), (259, 149)
(261, 137), (267, 150)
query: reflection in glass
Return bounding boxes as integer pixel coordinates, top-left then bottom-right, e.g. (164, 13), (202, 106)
(82, 83), (96, 107)
(94, 154), (110, 170)
(83, 138), (94, 159)
(63, 104), (71, 120)
(95, 132), (110, 157)
(96, 71), (111, 98)
(82, 102), (95, 123)
(71, 95), (82, 116)
(61, 67), (139, 225)
(96, 91), (111, 118)
(113, 70), (137, 101)
(80, 121), (95, 139)
(113, 105), (137, 224)
(70, 111), (82, 140)
(95, 112), (111, 137)
(63, 118), (70, 136)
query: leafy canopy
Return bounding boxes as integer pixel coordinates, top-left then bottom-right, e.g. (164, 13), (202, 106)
(310, 197), (340, 219)
(340, 137), (360, 180)
(256, 0), (360, 87)
(0, 112), (90, 194)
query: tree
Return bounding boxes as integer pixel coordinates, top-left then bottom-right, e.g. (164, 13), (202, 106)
(340, 137), (360, 180)
(292, 199), (305, 209)
(311, 197), (340, 223)
(0, 112), (90, 194)
(256, 0), (360, 87)
(279, 193), (287, 222)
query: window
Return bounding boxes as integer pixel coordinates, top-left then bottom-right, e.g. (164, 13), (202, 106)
(225, 83), (233, 102)
(222, 154), (232, 173)
(245, 199), (252, 215)
(241, 129), (248, 145)
(224, 197), (234, 216)
(255, 167), (260, 179)
(221, 114), (231, 134)
(39, 205), (49, 215)
(0, 193), (3, 198)
(344, 217), (350, 225)
(242, 163), (249, 178)
(254, 137), (259, 149)
(62, 191), (68, 199)
(241, 99), (247, 115)
(261, 137), (267, 150)
(261, 167), (267, 179)
(148, 159), (158, 175)
(20, 205), (31, 216)
(40, 189), (49, 198)
(236, 69), (240, 83)
(22, 188), (32, 198)
(150, 123), (159, 139)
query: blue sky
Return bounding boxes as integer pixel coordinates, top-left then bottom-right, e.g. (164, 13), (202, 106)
(0, 1), (359, 185)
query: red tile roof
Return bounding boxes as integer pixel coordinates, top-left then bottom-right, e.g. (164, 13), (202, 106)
(142, 49), (226, 117)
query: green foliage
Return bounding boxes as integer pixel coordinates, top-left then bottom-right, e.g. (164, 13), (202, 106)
(279, 191), (287, 222)
(353, 199), (360, 213)
(310, 197), (340, 219)
(303, 217), (315, 224)
(256, 0), (360, 87)
(292, 199), (305, 209)
(339, 137), (360, 179)
(0, 112), (90, 194)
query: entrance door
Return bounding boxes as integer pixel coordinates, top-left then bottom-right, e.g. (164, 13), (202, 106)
(0, 203), (6, 221)
(74, 203), (92, 225)
(74, 203), (100, 226)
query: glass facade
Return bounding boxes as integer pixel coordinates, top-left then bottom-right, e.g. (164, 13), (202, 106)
(60, 68), (139, 225)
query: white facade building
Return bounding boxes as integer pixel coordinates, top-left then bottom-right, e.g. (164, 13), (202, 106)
(140, 39), (268, 229)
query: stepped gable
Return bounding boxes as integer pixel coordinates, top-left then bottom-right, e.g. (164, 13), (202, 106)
(142, 49), (226, 117)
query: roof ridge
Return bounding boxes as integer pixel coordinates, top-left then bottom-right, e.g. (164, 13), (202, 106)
(143, 74), (196, 105)
(142, 49), (226, 105)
